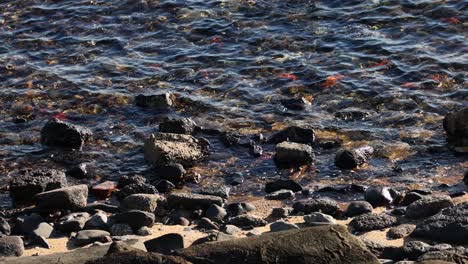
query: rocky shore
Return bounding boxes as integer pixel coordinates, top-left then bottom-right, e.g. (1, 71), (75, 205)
(0, 101), (467, 264)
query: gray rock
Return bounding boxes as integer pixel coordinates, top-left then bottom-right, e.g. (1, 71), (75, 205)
(167, 192), (223, 209)
(304, 212), (336, 225)
(222, 225), (241, 235)
(191, 232), (235, 246)
(405, 195), (454, 219)
(144, 233), (184, 254)
(135, 93), (173, 111)
(274, 141), (314, 167)
(56, 212), (90, 233)
(159, 117), (198, 135)
(270, 221), (299, 232)
(265, 179), (303, 193)
(0, 217), (11, 235)
(197, 185), (230, 199)
(16, 213), (44, 236)
(387, 224), (416, 239)
(117, 175), (147, 189)
(9, 169), (67, 204)
(265, 189), (294, 200)
(135, 226), (152, 236)
(268, 126), (316, 144)
(41, 119), (92, 150)
(350, 213), (398, 232)
(226, 202), (256, 217)
(112, 210), (155, 231)
(226, 215), (267, 228)
(32, 222), (54, 239)
(205, 204), (227, 222)
(364, 186), (394, 207)
(197, 217), (219, 230)
(0, 236), (24, 257)
(84, 212), (108, 230)
(74, 230), (111, 246)
(119, 194), (159, 213)
(35, 184), (88, 211)
(335, 146), (374, 170)
(153, 163), (186, 184)
(346, 201), (373, 217)
(293, 198), (340, 216)
(110, 224), (133, 236)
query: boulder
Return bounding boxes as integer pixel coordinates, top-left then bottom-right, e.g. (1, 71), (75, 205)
(191, 232), (235, 246)
(83, 204), (119, 214)
(222, 225), (242, 235)
(135, 93), (173, 111)
(167, 193), (223, 209)
(346, 201), (373, 217)
(226, 172), (244, 186)
(112, 210), (155, 231)
(197, 218), (219, 230)
(0, 217), (11, 235)
(226, 215), (267, 228)
(35, 184), (88, 211)
(197, 185), (230, 199)
(265, 189), (294, 200)
(405, 195), (454, 219)
(84, 212), (109, 230)
(268, 126), (316, 144)
(159, 118), (198, 135)
(153, 163), (186, 184)
(400, 191), (425, 206)
(387, 224), (416, 239)
(269, 221), (299, 232)
(304, 212), (336, 226)
(350, 213), (398, 232)
(364, 186), (394, 207)
(335, 146), (374, 170)
(41, 119), (92, 150)
(0, 236), (24, 257)
(119, 194), (159, 213)
(293, 198), (340, 217)
(66, 163), (89, 179)
(56, 212), (90, 233)
(265, 179), (302, 193)
(117, 175), (147, 189)
(205, 204), (227, 222)
(109, 224), (133, 236)
(443, 106), (468, 149)
(274, 141), (314, 167)
(74, 230), (111, 247)
(32, 222), (54, 239)
(463, 171), (468, 186)
(91, 181), (117, 200)
(16, 213), (44, 235)
(226, 202), (256, 217)
(116, 182), (158, 201)
(136, 226), (152, 236)
(144, 233), (184, 254)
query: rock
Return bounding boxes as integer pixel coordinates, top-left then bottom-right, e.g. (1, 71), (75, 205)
(117, 175), (147, 189)
(0, 236), (24, 257)
(464, 171), (468, 186)
(167, 193), (223, 209)
(119, 194), (159, 213)
(106, 241), (144, 255)
(226, 172), (244, 186)
(32, 222), (54, 239)
(0, 217), (11, 235)
(16, 213), (44, 235)
(197, 185), (230, 199)
(116, 182), (158, 201)
(197, 217), (219, 230)
(350, 213), (398, 232)
(191, 232), (235, 246)
(178, 225), (379, 264)
(265, 179), (302, 193)
(74, 230), (111, 246)
(246, 229), (262, 237)
(144, 133), (209, 166)
(144, 233), (184, 254)
(226, 215), (267, 228)
(56, 212), (91, 233)
(270, 221), (299, 232)
(249, 143), (263, 157)
(268, 126), (316, 144)
(153, 163), (186, 184)
(443, 106), (468, 148)
(405, 195), (454, 219)
(84, 212), (109, 230)
(222, 225), (241, 235)
(346, 201), (373, 217)
(226, 202), (256, 217)
(281, 97), (311, 111)
(335, 108), (372, 121)
(364, 186), (394, 207)
(400, 192), (425, 206)
(154, 179), (175, 193)
(304, 212), (336, 226)
(9, 169), (67, 204)
(265, 189), (294, 200)
(274, 141), (314, 167)
(205, 204), (227, 222)
(268, 207), (292, 219)
(83, 203), (119, 214)
(135, 93), (173, 111)
(411, 202), (468, 244)
(113, 210), (155, 231)
(159, 118), (198, 135)
(335, 146), (374, 169)
(388, 224), (416, 239)
(35, 184), (88, 211)
(136, 226), (152, 236)
(66, 163), (89, 179)
(33, 235), (50, 249)
(174, 217), (190, 226)
(418, 245), (468, 263)
(109, 224), (133, 236)
(293, 198), (340, 217)
(40, 119), (92, 150)
(91, 181), (117, 200)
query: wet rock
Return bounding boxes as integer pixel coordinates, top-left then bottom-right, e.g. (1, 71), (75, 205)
(83, 203), (119, 214)
(84, 212), (108, 230)
(265, 189), (294, 200)
(116, 182), (158, 201)
(335, 108), (372, 121)
(226, 172), (245, 186)
(205, 204), (227, 222)
(135, 93), (173, 111)
(91, 181), (117, 200)
(197, 185), (230, 199)
(0, 217), (11, 235)
(56, 212), (90, 233)
(274, 141), (314, 167)
(346, 201), (373, 217)
(364, 186), (394, 207)
(144, 133), (210, 166)
(411, 202), (468, 244)
(222, 225), (241, 235)
(136, 226), (152, 236)
(303, 212), (336, 226)
(443, 106), (468, 149)
(405, 195), (454, 219)
(400, 191), (425, 206)
(154, 179), (175, 193)
(16, 213), (44, 235)
(268, 126), (316, 144)
(110, 224), (133, 236)
(41, 119), (92, 150)
(35, 184), (88, 211)
(9, 169), (67, 204)
(119, 194), (159, 213)
(226, 202), (256, 217)
(335, 146), (374, 170)
(226, 215), (267, 228)
(66, 163), (89, 179)
(0, 236), (24, 257)
(293, 198), (340, 217)
(117, 175), (147, 189)
(153, 163), (186, 184)
(144, 233), (184, 254)
(388, 224), (416, 239)
(74, 230), (111, 246)
(167, 193), (223, 209)
(197, 217), (219, 230)
(350, 213), (398, 232)
(281, 97), (311, 111)
(159, 117), (198, 135)
(270, 220), (299, 232)
(113, 210), (155, 231)
(265, 179), (303, 193)
(191, 232), (235, 246)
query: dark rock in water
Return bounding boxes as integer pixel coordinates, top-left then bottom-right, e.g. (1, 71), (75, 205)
(112, 210), (155, 231)
(144, 133), (210, 166)
(66, 163), (89, 179)
(9, 169), (67, 204)
(226, 202), (256, 217)
(316, 184), (367, 194)
(0, 236), (24, 257)
(167, 193), (223, 209)
(265, 179), (303, 193)
(387, 224), (416, 239)
(281, 97), (311, 111)
(350, 213), (398, 232)
(249, 143), (263, 157)
(119, 194), (159, 213)
(16, 213), (44, 236)
(154, 179), (175, 193)
(135, 93), (173, 111)
(144, 233), (184, 254)
(56, 212), (90, 233)
(270, 220), (299, 232)
(197, 185), (230, 199)
(268, 126), (316, 144)
(443, 106), (468, 150)
(117, 175), (147, 189)
(400, 191), (425, 206)
(226, 215), (267, 228)
(197, 217), (219, 230)
(116, 182), (158, 201)
(41, 119), (92, 150)
(364, 186), (394, 207)
(405, 195), (454, 219)
(335, 146), (374, 170)
(335, 108), (372, 121)
(177, 225), (380, 264)
(159, 117), (198, 135)
(109, 224), (133, 236)
(411, 202), (468, 244)
(84, 212), (109, 230)
(293, 198), (340, 217)
(274, 141), (314, 168)
(220, 132), (242, 147)
(34, 184), (88, 211)
(153, 163), (186, 184)
(83, 204), (119, 214)
(191, 232), (235, 246)
(0, 217), (11, 235)
(226, 172), (244, 186)
(265, 189), (294, 200)
(346, 201), (374, 217)
(205, 204), (227, 222)
(74, 230), (111, 246)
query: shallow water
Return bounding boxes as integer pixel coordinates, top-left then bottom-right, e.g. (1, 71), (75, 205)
(0, 0), (467, 208)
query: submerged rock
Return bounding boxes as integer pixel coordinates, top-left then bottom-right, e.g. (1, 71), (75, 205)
(34, 184), (88, 211)
(41, 119), (92, 150)
(135, 93), (173, 111)
(274, 141), (314, 167)
(268, 126), (316, 144)
(159, 117), (198, 135)
(443, 106), (468, 150)
(66, 163), (89, 179)
(335, 146), (374, 169)
(280, 97), (311, 111)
